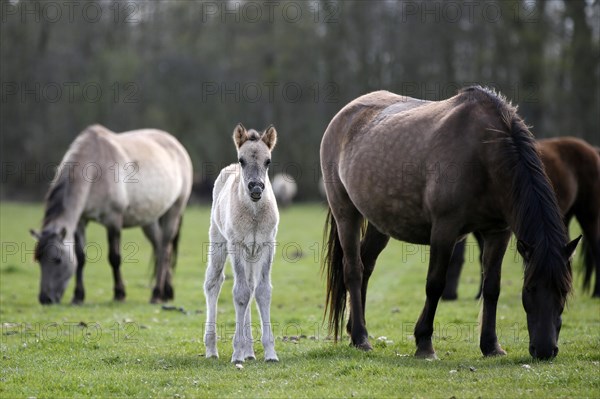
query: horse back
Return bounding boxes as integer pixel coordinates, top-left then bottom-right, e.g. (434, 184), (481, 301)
(537, 137), (600, 215)
(321, 90), (512, 243)
(76, 125), (192, 227)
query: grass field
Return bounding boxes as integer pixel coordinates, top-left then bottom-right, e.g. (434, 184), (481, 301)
(1, 202), (599, 398)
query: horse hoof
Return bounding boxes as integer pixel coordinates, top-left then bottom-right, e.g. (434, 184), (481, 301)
(415, 348), (438, 359)
(265, 357), (279, 363)
(245, 355), (256, 361)
(71, 299), (83, 306)
(483, 347), (507, 357)
(163, 285), (174, 301)
(149, 297), (162, 304)
(353, 340), (373, 351)
(206, 354), (219, 359)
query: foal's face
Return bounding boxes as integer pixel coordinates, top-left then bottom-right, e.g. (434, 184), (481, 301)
(31, 227), (76, 304)
(233, 124), (277, 202)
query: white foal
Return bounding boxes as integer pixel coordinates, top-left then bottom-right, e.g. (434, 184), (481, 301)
(204, 123), (279, 363)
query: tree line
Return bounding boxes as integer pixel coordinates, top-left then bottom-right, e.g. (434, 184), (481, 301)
(1, 0), (598, 201)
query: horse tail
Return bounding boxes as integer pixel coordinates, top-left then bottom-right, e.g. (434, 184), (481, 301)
(580, 235), (594, 292)
(322, 208), (346, 342)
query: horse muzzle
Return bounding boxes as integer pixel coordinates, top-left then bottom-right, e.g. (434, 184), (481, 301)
(248, 181), (264, 202)
(39, 292), (57, 305)
(529, 343), (558, 360)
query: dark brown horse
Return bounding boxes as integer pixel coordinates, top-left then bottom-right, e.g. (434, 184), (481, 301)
(321, 87), (581, 360)
(443, 137), (600, 300)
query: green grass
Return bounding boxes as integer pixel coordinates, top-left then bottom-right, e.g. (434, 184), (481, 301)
(1, 202), (599, 398)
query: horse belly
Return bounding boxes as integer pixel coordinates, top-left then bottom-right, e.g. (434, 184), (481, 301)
(121, 169), (181, 227)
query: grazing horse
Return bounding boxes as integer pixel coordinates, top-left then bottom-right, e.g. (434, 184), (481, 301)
(204, 124), (279, 364)
(443, 137), (600, 299)
(321, 87), (581, 360)
(272, 173), (298, 208)
(30, 124), (193, 304)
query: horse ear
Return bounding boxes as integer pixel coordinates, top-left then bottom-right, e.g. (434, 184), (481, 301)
(58, 227), (67, 242)
(517, 240), (532, 262)
(233, 123), (248, 150)
(564, 235), (582, 260)
(30, 229), (41, 240)
(262, 125), (277, 150)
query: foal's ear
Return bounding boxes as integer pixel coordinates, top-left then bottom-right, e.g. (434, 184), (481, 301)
(564, 235), (582, 260)
(262, 125), (277, 150)
(233, 123), (248, 150)
(30, 229), (41, 240)
(517, 240), (532, 262)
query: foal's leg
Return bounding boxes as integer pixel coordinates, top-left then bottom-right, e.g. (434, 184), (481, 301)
(203, 226), (227, 359)
(414, 221), (459, 359)
(107, 225), (126, 301)
(231, 248), (252, 364)
(71, 220), (87, 305)
(255, 244), (278, 362)
(346, 223), (390, 336)
(479, 230), (510, 356)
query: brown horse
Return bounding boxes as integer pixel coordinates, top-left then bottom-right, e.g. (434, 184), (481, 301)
(443, 137), (600, 300)
(321, 87), (581, 360)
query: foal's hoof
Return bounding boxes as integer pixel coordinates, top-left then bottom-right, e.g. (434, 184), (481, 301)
(265, 357), (279, 363)
(149, 296), (162, 304)
(71, 298), (84, 306)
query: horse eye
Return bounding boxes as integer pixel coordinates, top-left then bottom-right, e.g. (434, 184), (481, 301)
(239, 158), (246, 167)
(265, 159), (271, 167)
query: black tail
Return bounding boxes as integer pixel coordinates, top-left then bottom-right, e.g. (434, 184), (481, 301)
(322, 209), (346, 342)
(581, 235), (594, 292)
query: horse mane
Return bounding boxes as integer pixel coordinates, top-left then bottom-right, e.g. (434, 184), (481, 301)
(460, 86), (571, 301)
(42, 125), (105, 226)
(246, 129), (262, 141)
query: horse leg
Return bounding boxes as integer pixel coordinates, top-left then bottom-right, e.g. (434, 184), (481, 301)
(231, 248), (252, 364)
(414, 221), (459, 359)
(152, 203), (183, 303)
(107, 226), (126, 301)
(142, 222), (162, 303)
(71, 220), (87, 305)
(346, 223), (390, 336)
(255, 244), (278, 362)
(576, 210), (600, 297)
(336, 209), (370, 350)
(442, 238), (466, 301)
(203, 225), (227, 359)
(479, 229), (510, 356)
(474, 231), (484, 299)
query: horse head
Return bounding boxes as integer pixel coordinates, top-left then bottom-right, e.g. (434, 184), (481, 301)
(30, 227), (76, 304)
(233, 123), (277, 202)
(518, 236), (581, 359)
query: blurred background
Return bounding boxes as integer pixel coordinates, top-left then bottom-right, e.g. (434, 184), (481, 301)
(1, 0), (598, 202)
